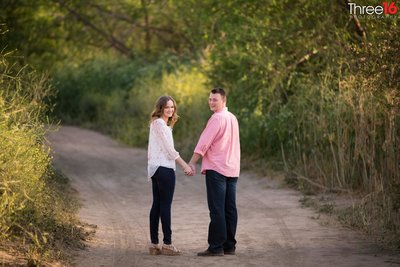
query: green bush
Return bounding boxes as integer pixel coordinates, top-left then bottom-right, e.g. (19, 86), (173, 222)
(0, 49), (84, 264)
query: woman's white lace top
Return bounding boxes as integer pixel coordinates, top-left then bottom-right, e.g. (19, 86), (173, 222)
(147, 118), (180, 180)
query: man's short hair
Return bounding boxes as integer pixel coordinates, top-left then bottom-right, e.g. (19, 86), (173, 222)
(211, 87), (226, 97)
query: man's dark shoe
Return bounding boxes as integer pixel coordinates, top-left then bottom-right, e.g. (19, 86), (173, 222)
(197, 249), (224, 256)
(224, 248), (236, 255)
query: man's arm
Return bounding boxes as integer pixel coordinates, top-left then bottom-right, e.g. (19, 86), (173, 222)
(188, 153), (202, 175)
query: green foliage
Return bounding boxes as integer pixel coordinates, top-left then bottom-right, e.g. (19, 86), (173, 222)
(0, 49), (84, 264)
(187, 0), (400, 191)
(53, 54), (210, 156)
(0, 0), (70, 69)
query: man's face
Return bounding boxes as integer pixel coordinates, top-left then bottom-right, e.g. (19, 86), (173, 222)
(208, 93), (225, 112)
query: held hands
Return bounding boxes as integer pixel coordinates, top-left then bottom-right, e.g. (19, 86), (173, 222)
(184, 164), (194, 176)
(177, 157), (195, 176)
(188, 163), (196, 176)
(178, 156), (198, 176)
(176, 157), (193, 176)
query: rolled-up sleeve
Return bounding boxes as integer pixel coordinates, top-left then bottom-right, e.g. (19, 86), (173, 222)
(153, 120), (180, 160)
(194, 116), (220, 156)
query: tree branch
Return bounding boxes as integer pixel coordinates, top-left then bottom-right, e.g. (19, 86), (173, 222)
(345, 0), (367, 43)
(53, 0), (134, 58)
(90, 3), (196, 53)
(287, 49), (319, 71)
(141, 0), (151, 54)
(293, 171), (351, 193)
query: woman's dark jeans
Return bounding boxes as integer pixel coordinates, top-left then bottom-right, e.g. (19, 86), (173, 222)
(149, 166), (176, 245)
(205, 170), (238, 252)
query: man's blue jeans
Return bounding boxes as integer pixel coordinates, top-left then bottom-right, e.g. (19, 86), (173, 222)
(205, 170), (238, 252)
(150, 166), (176, 245)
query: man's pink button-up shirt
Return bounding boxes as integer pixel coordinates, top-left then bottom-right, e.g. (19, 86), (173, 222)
(194, 107), (240, 178)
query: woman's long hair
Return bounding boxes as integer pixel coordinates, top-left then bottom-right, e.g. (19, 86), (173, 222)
(150, 95), (179, 128)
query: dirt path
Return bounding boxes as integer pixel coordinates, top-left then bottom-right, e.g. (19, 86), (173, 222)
(48, 126), (399, 267)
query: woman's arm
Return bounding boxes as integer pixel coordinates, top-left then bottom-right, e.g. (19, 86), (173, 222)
(176, 157), (193, 175)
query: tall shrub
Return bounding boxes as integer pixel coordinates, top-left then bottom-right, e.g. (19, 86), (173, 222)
(0, 48), (84, 264)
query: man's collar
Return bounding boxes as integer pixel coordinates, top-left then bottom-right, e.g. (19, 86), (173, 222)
(215, 107), (228, 113)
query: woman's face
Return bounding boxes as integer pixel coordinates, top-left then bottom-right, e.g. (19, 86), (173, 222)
(162, 100), (175, 119)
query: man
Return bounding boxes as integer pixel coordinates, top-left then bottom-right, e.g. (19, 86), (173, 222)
(189, 87), (240, 256)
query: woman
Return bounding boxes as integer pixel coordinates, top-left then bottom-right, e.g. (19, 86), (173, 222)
(147, 95), (192, 256)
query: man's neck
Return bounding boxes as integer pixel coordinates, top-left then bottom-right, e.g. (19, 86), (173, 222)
(215, 106), (227, 113)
